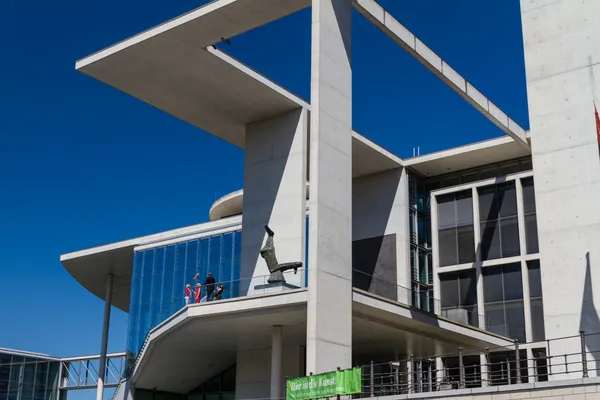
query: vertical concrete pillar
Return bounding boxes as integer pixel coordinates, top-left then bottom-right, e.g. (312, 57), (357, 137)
(471, 187), (486, 329)
(521, 0), (600, 378)
(241, 109), (308, 294)
(479, 352), (489, 387)
(307, 0), (353, 374)
(97, 274), (113, 400)
(271, 326), (283, 400)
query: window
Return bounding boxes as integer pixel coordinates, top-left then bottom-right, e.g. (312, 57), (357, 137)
(439, 270), (478, 327)
(437, 191), (475, 266)
(522, 178), (539, 254)
(479, 182), (520, 260)
(482, 264), (526, 342)
(528, 260), (545, 341)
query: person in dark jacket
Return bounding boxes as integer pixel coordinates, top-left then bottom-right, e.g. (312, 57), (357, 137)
(214, 283), (225, 300)
(204, 273), (216, 301)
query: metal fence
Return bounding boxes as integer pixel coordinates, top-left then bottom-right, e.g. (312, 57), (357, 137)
(298, 331), (600, 398)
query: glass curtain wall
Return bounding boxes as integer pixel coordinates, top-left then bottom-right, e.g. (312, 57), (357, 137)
(434, 173), (543, 342)
(127, 230), (242, 368)
(0, 353), (60, 400)
(439, 270), (478, 327)
(409, 175), (433, 312)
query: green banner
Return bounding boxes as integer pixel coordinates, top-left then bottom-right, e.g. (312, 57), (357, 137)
(286, 368), (362, 400)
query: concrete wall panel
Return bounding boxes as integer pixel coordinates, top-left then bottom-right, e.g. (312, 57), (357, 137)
(521, 0), (600, 378)
(241, 109), (307, 293)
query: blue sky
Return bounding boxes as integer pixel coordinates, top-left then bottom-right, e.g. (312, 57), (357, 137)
(0, 0), (528, 395)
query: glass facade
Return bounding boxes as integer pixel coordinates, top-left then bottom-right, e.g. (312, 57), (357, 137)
(409, 176), (434, 312)
(433, 168), (543, 342)
(0, 352), (60, 400)
(439, 270), (478, 327)
(437, 190), (475, 267)
(127, 230), (242, 365)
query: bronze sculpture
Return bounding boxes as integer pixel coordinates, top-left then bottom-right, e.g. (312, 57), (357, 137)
(260, 225), (302, 284)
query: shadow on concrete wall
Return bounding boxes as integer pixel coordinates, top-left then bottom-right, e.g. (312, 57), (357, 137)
(579, 252), (600, 374)
(351, 169), (402, 301)
(239, 109), (303, 295)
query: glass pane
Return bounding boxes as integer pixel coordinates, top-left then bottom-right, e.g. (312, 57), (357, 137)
(498, 182), (518, 218)
(528, 260), (542, 298)
(455, 191), (473, 225)
(478, 186), (498, 222)
(222, 233), (234, 262)
(481, 220), (501, 261)
(498, 162), (520, 177)
(440, 274), (459, 308)
(209, 236), (222, 276)
(199, 238), (209, 267)
(234, 231), (242, 259)
(485, 303), (507, 337)
(173, 268), (185, 303)
(522, 177), (536, 214)
(187, 240), (198, 270)
(418, 250), (427, 283)
(143, 250), (154, 277)
(457, 225), (475, 264)
(531, 298), (546, 342)
(175, 243), (186, 271)
(505, 301), (526, 342)
(437, 194), (456, 229)
(438, 228), (457, 267)
(500, 217), (520, 257)
(483, 267), (503, 303)
(133, 252), (144, 279)
(526, 214), (539, 254)
(459, 270), (477, 306)
(503, 263), (523, 300)
(162, 246), (175, 302)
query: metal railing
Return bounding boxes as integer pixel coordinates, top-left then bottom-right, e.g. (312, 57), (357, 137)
(59, 353), (126, 390)
(303, 331), (600, 398)
(352, 269), (497, 332)
(126, 271), (308, 377)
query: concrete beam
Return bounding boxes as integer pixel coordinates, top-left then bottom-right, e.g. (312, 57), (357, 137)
(353, 0), (530, 150)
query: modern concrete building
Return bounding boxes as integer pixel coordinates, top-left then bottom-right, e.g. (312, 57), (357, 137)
(56, 0), (600, 400)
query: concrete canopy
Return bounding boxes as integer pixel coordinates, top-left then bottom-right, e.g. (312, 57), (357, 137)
(131, 290), (511, 393)
(404, 136), (531, 177)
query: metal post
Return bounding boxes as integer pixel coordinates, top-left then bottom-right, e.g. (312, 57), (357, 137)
(336, 368), (341, 400)
(546, 339), (552, 377)
(270, 326), (283, 400)
(580, 331), (589, 378)
(370, 361), (374, 397)
(427, 360), (432, 392)
(97, 274), (114, 400)
(515, 340), (521, 384)
(458, 347), (465, 389)
(408, 356), (414, 393)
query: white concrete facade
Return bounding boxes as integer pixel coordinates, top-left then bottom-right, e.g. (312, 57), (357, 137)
(307, 0), (354, 374)
(241, 109), (308, 293)
(521, 0), (600, 378)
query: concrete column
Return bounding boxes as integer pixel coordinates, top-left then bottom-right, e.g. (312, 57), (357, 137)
(97, 274), (113, 400)
(241, 109), (308, 294)
(471, 187), (486, 329)
(307, 0), (353, 374)
(430, 196), (441, 314)
(479, 352), (489, 387)
(270, 326), (283, 400)
(406, 358), (413, 393)
(516, 178), (534, 344)
(521, 0), (600, 378)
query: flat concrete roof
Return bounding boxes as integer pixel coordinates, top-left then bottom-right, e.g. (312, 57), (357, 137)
(404, 136), (530, 177)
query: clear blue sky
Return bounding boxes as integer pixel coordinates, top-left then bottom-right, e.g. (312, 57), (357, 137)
(0, 0), (528, 383)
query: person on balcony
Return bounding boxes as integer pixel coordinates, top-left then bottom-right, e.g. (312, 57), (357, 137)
(194, 283), (202, 304)
(204, 273), (216, 301)
(184, 284), (192, 305)
(214, 283), (224, 300)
